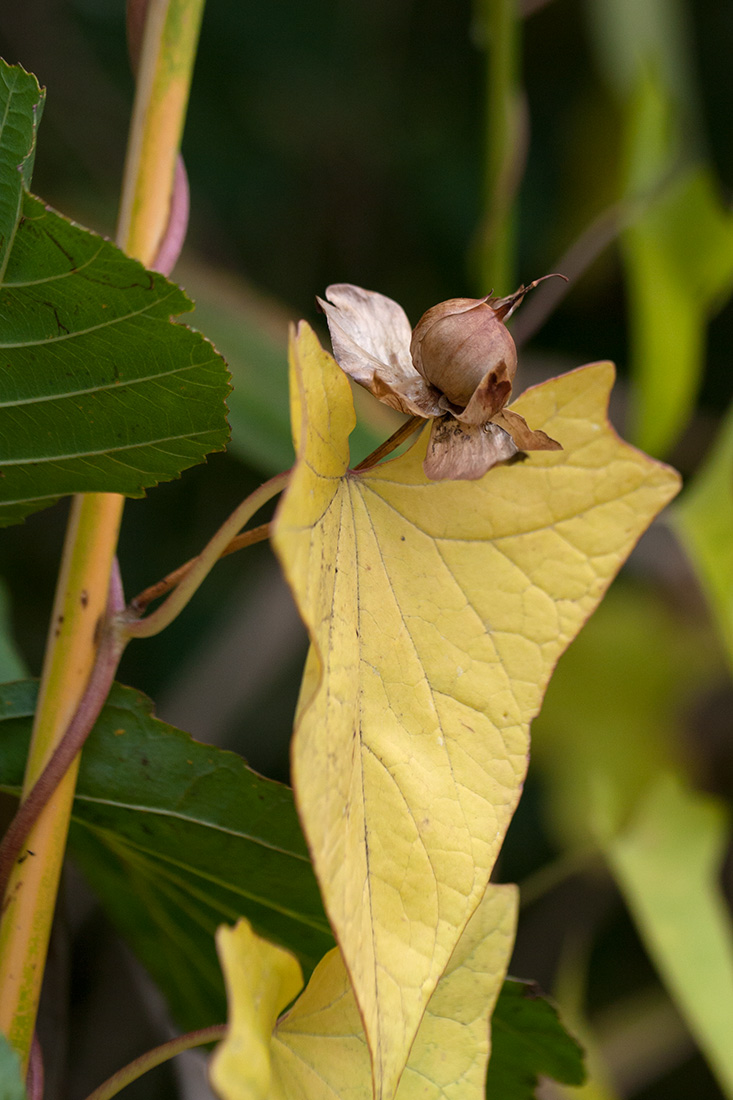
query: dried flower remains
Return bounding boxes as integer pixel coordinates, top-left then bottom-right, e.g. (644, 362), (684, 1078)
(318, 279), (564, 480)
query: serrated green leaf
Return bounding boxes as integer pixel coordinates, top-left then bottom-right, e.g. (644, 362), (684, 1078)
(0, 680), (333, 1032)
(0, 1034), (26, 1100)
(486, 979), (586, 1099)
(0, 60), (230, 526)
(0, 62), (44, 269)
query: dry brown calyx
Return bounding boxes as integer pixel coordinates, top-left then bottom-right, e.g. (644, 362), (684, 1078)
(317, 276), (565, 480)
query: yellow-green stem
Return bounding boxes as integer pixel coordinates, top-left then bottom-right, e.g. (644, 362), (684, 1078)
(0, 494), (124, 1057)
(476, 0), (521, 294)
(0, 0), (206, 1067)
(118, 0), (206, 262)
(125, 471), (290, 639)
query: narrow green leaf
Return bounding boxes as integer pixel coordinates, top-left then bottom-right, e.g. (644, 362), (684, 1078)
(623, 161), (733, 456)
(672, 401), (733, 671)
(0, 60), (230, 526)
(0, 1034), (26, 1100)
(529, 584), (721, 849)
(486, 979), (586, 1098)
(0, 680), (333, 1032)
(0, 582), (27, 682)
(606, 774), (733, 1099)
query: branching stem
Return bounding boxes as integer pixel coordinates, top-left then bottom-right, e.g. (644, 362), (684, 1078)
(131, 521), (271, 612)
(124, 471), (290, 638)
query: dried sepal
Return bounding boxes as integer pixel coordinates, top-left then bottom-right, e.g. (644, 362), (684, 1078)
(424, 417), (518, 480)
(492, 408), (562, 452)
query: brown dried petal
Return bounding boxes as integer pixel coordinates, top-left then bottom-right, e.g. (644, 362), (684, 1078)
(370, 370), (445, 418)
(423, 417), (518, 480)
(492, 408), (562, 452)
(318, 285), (444, 418)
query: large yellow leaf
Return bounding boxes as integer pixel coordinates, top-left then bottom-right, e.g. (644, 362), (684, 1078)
(210, 884), (517, 1100)
(272, 323), (680, 1100)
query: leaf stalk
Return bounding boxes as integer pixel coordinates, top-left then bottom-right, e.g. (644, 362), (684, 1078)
(124, 472), (290, 637)
(83, 1025), (226, 1100)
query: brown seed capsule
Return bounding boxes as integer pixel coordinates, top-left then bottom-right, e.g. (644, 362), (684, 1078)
(410, 297), (518, 408)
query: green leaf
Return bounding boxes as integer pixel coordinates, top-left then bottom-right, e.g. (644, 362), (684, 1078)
(530, 583), (722, 848)
(0, 62), (45, 267)
(0, 582), (27, 682)
(673, 400), (733, 671)
(0, 60), (230, 526)
(623, 161), (733, 457)
(486, 979), (586, 1098)
(0, 680), (333, 1032)
(606, 774), (733, 1099)
(0, 1034), (26, 1100)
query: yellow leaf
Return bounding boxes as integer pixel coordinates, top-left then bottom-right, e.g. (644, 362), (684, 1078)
(211, 886), (517, 1100)
(209, 922), (304, 1100)
(272, 323), (680, 1100)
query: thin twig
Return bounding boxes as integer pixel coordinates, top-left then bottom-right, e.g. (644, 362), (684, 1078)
(131, 521), (271, 613)
(353, 416), (424, 472)
(25, 1034), (44, 1100)
(83, 1025), (227, 1100)
(512, 205), (624, 347)
(123, 471), (290, 639)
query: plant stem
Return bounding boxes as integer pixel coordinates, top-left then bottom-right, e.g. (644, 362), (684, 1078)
(84, 1025), (226, 1100)
(352, 416), (425, 472)
(476, 0), (523, 294)
(0, 0), (206, 1068)
(131, 521), (271, 612)
(0, 495), (124, 1058)
(118, 0), (206, 264)
(124, 472), (290, 638)
(0, 563), (127, 903)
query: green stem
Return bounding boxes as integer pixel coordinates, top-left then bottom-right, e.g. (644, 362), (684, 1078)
(0, 0), (206, 1068)
(84, 1025), (226, 1100)
(124, 471), (291, 638)
(476, 0), (522, 294)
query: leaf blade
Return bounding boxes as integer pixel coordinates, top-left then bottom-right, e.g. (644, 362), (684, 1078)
(272, 325), (680, 1100)
(0, 680), (333, 1031)
(0, 60), (230, 525)
(211, 884), (518, 1100)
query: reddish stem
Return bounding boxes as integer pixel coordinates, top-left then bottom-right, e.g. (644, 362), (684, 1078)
(0, 562), (127, 903)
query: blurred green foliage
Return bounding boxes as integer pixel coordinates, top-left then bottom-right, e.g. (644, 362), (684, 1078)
(0, 1), (732, 1098)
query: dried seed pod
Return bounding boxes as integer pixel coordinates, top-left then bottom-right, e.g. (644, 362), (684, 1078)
(410, 297), (518, 408)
